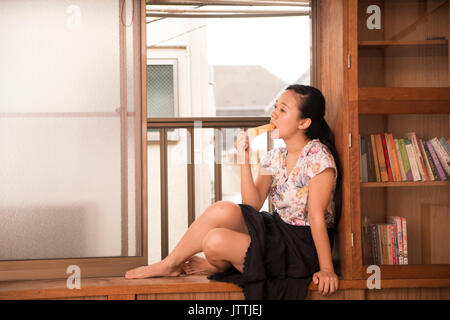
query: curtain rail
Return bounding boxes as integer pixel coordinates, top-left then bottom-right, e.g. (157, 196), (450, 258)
(147, 1), (310, 7)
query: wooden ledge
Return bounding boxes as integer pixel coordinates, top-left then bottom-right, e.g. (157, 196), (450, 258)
(0, 275), (242, 300)
(1, 276), (450, 300)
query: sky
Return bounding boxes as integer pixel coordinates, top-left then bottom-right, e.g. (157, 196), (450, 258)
(206, 16), (311, 84)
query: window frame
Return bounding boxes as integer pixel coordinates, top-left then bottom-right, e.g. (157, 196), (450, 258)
(147, 58), (181, 141)
(0, 0), (148, 281)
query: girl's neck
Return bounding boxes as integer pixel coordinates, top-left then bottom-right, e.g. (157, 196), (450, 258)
(284, 134), (311, 156)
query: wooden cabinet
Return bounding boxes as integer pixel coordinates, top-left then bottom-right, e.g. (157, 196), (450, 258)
(318, 0), (450, 282)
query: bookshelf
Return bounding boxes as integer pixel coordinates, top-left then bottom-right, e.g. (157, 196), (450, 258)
(353, 0), (450, 280)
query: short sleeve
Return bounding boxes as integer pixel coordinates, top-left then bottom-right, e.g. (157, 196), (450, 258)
(304, 144), (337, 182)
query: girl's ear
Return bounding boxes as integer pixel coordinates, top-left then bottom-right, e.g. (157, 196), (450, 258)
(298, 118), (312, 130)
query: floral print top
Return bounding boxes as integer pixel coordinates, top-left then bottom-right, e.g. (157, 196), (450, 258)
(259, 139), (337, 228)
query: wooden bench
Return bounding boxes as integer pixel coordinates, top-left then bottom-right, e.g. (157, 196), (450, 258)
(1, 276), (449, 300)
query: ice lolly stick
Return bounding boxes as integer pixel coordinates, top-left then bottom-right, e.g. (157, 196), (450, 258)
(248, 124), (275, 136)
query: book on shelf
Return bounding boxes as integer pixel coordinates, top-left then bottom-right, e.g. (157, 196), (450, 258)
(430, 137), (450, 178)
(394, 138), (407, 181)
(419, 139), (435, 181)
(421, 139), (439, 181)
(370, 134), (381, 182)
(374, 134), (389, 182)
(398, 138), (413, 182)
(405, 138), (421, 181)
(363, 216), (408, 265)
(426, 139), (447, 181)
(381, 133), (394, 182)
(438, 137), (450, 160)
(387, 134), (402, 182)
(360, 132), (449, 183)
(406, 132), (429, 181)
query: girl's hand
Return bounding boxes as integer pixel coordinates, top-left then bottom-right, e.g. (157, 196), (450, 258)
(234, 131), (250, 163)
(312, 269), (339, 296)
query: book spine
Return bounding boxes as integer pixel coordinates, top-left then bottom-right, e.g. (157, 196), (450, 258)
(377, 224), (384, 265)
(387, 216), (403, 264)
(370, 134), (381, 182)
(391, 224), (398, 265)
(388, 134), (402, 182)
(375, 134), (389, 182)
(371, 224), (380, 265)
(402, 217), (408, 265)
(385, 133), (397, 181)
(394, 139), (407, 181)
(388, 224), (395, 264)
(423, 141), (440, 181)
(427, 140), (447, 180)
(367, 137), (376, 182)
(407, 132), (429, 181)
(419, 139), (435, 181)
(381, 134), (394, 182)
(405, 139), (421, 181)
(398, 138), (413, 181)
(385, 225), (391, 264)
(431, 137), (450, 178)
(438, 137), (450, 158)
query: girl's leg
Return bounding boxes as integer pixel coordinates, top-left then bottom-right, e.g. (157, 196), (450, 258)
(125, 201), (248, 279)
(202, 227), (250, 273)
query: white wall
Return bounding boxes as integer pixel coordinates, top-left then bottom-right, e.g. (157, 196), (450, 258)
(146, 17), (217, 263)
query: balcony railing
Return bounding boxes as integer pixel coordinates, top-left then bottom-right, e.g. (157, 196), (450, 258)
(147, 116), (272, 259)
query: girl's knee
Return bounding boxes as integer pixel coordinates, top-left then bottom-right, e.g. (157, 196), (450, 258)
(212, 200), (240, 213)
(202, 228), (227, 257)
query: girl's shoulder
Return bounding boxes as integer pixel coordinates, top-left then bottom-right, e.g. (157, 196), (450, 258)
(304, 139), (332, 159)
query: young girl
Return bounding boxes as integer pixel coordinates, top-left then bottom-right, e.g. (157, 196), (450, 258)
(125, 85), (342, 300)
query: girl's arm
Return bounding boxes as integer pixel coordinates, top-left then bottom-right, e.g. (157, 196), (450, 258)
(307, 167), (339, 296)
(236, 131), (272, 211)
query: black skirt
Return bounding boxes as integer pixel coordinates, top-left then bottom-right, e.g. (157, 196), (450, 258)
(208, 204), (334, 300)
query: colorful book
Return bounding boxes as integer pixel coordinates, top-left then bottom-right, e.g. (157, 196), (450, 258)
(419, 139), (435, 181)
(381, 134), (394, 182)
(370, 134), (381, 182)
(405, 138), (421, 181)
(422, 141), (440, 181)
(388, 134), (402, 182)
(430, 137), (450, 178)
(370, 224), (381, 265)
(387, 216), (404, 264)
(384, 133), (397, 181)
(402, 217), (408, 265)
(406, 132), (428, 181)
(426, 140), (447, 180)
(394, 139), (407, 181)
(374, 134), (388, 182)
(398, 138), (413, 181)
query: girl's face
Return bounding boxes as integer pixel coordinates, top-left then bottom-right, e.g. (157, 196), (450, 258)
(270, 90), (308, 139)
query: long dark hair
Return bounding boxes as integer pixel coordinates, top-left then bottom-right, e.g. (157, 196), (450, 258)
(285, 84), (342, 232)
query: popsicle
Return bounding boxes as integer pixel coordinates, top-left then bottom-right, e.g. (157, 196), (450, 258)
(248, 123), (276, 136)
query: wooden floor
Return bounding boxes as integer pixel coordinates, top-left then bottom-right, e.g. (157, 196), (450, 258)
(1, 275), (449, 300)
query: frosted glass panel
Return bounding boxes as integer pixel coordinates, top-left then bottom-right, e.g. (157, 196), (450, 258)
(0, 0), (142, 260)
(147, 64), (175, 117)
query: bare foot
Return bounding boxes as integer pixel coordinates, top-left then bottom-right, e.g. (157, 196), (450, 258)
(125, 260), (183, 279)
(182, 256), (220, 275)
